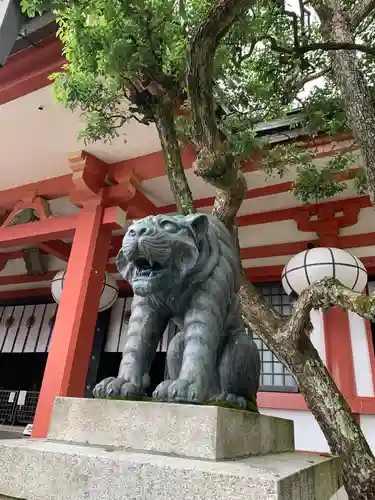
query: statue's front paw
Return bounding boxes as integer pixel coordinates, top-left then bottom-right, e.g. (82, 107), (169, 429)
(93, 377), (115, 398)
(167, 379), (207, 403)
(93, 377), (143, 398)
(153, 380), (174, 401)
(215, 392), (247, 409)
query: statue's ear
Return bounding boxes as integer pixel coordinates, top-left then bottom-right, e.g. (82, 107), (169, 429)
(185, 213), (209, 235)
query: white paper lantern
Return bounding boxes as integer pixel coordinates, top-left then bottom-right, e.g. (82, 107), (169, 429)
(281, 247), (367, 296)
(51, 270), (119, 311)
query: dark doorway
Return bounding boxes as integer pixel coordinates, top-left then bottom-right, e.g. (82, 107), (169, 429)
(0, 353), (47, 391)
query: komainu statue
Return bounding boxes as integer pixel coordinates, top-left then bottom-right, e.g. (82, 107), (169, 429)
(93, 213), (260, 409)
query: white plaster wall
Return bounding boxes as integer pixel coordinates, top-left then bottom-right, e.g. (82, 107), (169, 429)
(259, 408), (331, 453)
(330, 488), (348, 499)
(310, 309), (326, 365)
(349, 312), (375, 397)
(260, 411), (375, 451)
(360, 414), (375, 453)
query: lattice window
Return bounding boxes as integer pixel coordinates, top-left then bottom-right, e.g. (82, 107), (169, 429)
(13, 391), (40, 425)
(0, 390), (17, 424)
(252, 282), (298, 392)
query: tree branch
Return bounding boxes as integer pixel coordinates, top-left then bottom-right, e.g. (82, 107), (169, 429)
(154, 107), (196, 215)
(187, 0), (254, 227)
(301, 277), (375, 319)
(261, 35), (375, 58)
(296, 66), (331, 86)
(350, 0), (375, 27)
(283, 277), (375, 348)
(301, 41), (375, 57)
(285, 66), (331, 100)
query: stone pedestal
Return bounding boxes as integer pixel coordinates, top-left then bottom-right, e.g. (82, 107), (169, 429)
(0, 398), (342, 500)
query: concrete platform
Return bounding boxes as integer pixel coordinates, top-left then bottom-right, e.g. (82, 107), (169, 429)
(48, 397), (295, 460)
(0, 439), (342, 500)
(0, 398), (343, 499)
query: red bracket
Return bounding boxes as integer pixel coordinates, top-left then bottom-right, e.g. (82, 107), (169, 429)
(294, 201), (361, 247)
(69, 150), (137, 209)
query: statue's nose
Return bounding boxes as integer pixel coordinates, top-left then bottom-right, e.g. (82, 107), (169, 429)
(128, 225), (151, 238)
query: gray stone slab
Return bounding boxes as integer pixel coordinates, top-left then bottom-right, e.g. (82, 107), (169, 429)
(47, 397), (295, 459)
(0, 431), (23, 440)
(0, 439), (342, 500)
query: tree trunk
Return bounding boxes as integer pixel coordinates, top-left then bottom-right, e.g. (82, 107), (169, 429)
(239, 274), (375, 500)
(311, 0), (375, 208)
(154, 110), (196, 215)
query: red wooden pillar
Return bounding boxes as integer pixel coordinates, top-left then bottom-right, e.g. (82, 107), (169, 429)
(32, 204), (112, 438)
(324, 307), (357, 399)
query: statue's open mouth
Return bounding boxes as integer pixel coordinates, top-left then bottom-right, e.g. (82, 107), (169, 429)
(133, 257), (165, 278)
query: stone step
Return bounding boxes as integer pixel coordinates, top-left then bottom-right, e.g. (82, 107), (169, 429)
(48, 397), (295, 460)
(0, 439), (342, 500)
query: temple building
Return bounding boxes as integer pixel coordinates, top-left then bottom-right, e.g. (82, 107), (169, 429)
(0, 7), (374, 454)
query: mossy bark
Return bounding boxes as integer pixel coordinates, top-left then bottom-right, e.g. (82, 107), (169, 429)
(187, 0), (251, 227)
(154, 110), (196, 216)
(310, 0), (375, 210)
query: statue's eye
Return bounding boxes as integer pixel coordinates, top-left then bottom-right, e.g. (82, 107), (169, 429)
(160, 221), (179, 233)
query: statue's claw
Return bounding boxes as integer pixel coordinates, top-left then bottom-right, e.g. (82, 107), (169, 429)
(153, 378), (206, 403)
(214, 392), (247, 409)
(93, 377), (143, 398)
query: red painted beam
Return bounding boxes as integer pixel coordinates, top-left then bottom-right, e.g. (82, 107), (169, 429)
(2, 233), (374, 287)
(109, 134), (356, 183)
(244, 256), (375, 283)
(127, 190), (157, 219)
(0, 215), (78, 249)
(0, 272), (56, 286)
(158, 171), (360, 215)
(108, 235), (123, 259)
(0, 287), (52, 301)
(240, 241), (318, 260)
(38, 240), (71, 262)
(257, 392), (375, 415)
(257, 392), (308, 410)
(102, 206), (127, 230)
(0, 208), (122, 250)
(110, 229), (375, 268)
(107, 262), (118, 274)
(0, 37), (65, 105)
(0, 250), (26, 272)
(109, 147), (196, 183)
(158, 181), (294, 214)
(237, 195), (370, 227)
(241, 233), (375, 261)
(245, 265), (284, 283)
(0, 175), (73, 211)
(351, 397), (375, 414)
(0, 282), (132, 300)
(0, 153), (362, 218)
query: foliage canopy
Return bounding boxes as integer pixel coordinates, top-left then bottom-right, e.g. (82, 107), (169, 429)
(22, 0), (375, 202)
